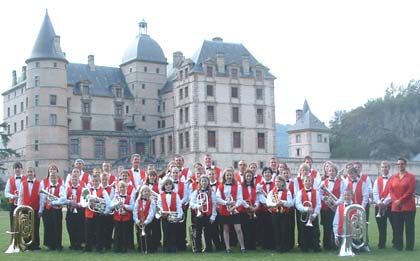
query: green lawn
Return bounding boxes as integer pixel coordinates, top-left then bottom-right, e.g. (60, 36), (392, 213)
(0, 209), (419, 260)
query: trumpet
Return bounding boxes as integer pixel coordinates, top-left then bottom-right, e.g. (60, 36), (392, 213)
(116, 195), (127, 216)
(40, 189), (62, 209)
(375, 202), (386, 218)
(196, 192), (209, 218)
(319, 183), (338, 211)
(5, 205), (35, 254)
(300, 201), (313, 227)
(226, 195), (239, 215)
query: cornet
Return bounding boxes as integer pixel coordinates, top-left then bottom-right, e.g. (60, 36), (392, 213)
(117, 195), (127, 215)
(375, 203), (386, 218)
(271, 192), (284, 213)
(300, 201), (313, 227)
(196, 192), (209, 218)
(226, 195), (239, 215)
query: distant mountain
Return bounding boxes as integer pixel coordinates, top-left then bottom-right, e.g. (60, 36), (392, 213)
(276, 123), (291, 157)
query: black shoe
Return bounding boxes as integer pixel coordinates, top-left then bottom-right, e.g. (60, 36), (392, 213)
(226, 249), (231, 253)
(313, 248), (321, 253)
(46, 246), (55, 251)
(241, 248), (246, 253)
(32, 246), (41, 251)
(83, 247), (92, 252)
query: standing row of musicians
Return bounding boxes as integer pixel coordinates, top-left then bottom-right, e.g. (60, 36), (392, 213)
(4, 155), (416, 253)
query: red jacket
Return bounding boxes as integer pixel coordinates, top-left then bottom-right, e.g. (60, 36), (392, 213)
(384, 173), (416, 212)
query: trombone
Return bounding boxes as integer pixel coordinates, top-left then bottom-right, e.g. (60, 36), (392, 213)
(300, 201), (313, 227)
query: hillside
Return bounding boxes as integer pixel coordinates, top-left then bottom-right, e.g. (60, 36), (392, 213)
(330, 80), (420, 160)
(276, 123), (290, 157)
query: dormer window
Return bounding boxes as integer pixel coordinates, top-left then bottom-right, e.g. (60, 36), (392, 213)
(206, 66), (213, 77)
(231, 68), (238, 80)
(82, 84), (90, 95)
(115, 87), (122, 98)
(256, 70), (263, 81)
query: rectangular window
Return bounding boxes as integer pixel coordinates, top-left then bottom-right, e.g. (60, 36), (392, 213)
(142, 115), (146, 122)
(257, 108), (264, 124)
(115, 88), (122, 98)
(142, 83), (146, 89)
(296, 148), (301, 156)
(160, 137), (165, 154)
(115, 119), (124, 131)
(206, 66), (213, 77)
(162, 120), (166, 128)
(49, 114), (57, 125)
(49, 95), (57, 105)
(35, 95), (39, 106)
(83, 102), (90, 114)
(179, 133), (184, 150)
(296, 134), (301, 143)
(82, 118), (91, 130)
(179, 108), (183, 124)
(231, 87), (238, 98)
(156, 68), (160, 74)
(35, 114), (39, 126)
(26, 97), (28, 108)
(142, 99), (146, 105)
(115, 104), (123, 116)
(158, 121), (161, 129)
(179, 88), (183, 100)
(257, 133), (265, 149)
(144, 66), (148, 72)
(231, 68), (238, 79)
(233, 132), (241, 148)
(157, 105), (161, 113)
(34, 140), (39, 151)
(151, 139), (155, 155)
(95, 139), (105, 158)
(14, 122), (17, 133)
(70, 139), (79, 155)
(82, 85), (90, 95)
(206, 85), (214, 97)
(168, 135), (173, 153)
(35, 76), (40, 87)
(20, 102), (24, 112)
(14, 105), (17, 115)
(232, 107), (239, 123)
(207, 106), (215, 122)
(208, 131), (216, 148)
(185, 107), (189, 123)
(163, 102), (166, 112)
(318, 134), (323, 143)
(126, 105), (129, 114)
(185, 131), (190, 149)
(21, 120), (24, 131)
(256, 88), (263, 100)
(185, 87), (189, 98)
(26, 116), (28, 127)
(256, 70), (263, 81)
(7, 107), (10, 117)
(179, 70), (183, 80)
(118, 139), (128, 158)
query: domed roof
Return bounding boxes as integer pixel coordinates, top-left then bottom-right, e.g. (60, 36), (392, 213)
(121, 20), (166, 65)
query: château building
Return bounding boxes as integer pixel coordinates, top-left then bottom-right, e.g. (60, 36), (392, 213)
(288, 100), (330, 159)
(2, 12), (276, 175)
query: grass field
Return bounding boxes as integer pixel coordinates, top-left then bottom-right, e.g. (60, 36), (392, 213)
(0, 209), (418, 261)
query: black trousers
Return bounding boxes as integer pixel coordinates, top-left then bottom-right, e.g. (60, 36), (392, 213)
(113, 220), (131, 252)
(25, 211), (40, 249)
(391, 211), (416, 251)
(257, 211), (274, 249)
(208, 215), (223, 251)
(242, 213), (257, 250)
(42, 208), (63, 249)
(149, 218), (161, 251)
(9, 204), (17, 231)
(271, 212), (288, 251)
(299, 215), (320, 251)
(85, 215), (105, 251)
(65, 208), (84, 248)
(103, 214), (114, 250)
(175, 207), (188, 251)
(192, 215), (212, 252)
(284, 208), (295, 251)
(321, 208), (335, 250)
(162, 219), (177, 252)
(375, 206), (391, 248)
(136, 223), (153, 253)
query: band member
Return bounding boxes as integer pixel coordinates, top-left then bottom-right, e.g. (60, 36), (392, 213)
(175, 155), (192, 182)
(373, 161), (392, 249)
(249, 162), (262, 184)
(207, 169), (223, 251)
(333, 188), (354, 247)
(354, 161), (373, 241)
(269, 157), (279, 177)
(304, 156), (321, 180)
(320, 164), (345, 251)
(281, 167), (296, 251)
(82, 173), (111, 252)
(134, 185), (156, 253)
(128, 154), (147, 188)
(235, 160), (248, 183)
(158, 178), (183, 253)
(102, 161), (117, 186)
(190, 176), (217, 252)
(65, 168), (85, 250)
(4, 161), (26, 230)
(65, 159), (90, 185)
(216, 167), (246, 253)
(39, 168), (66, 251)
(256, 167), (275, 250)
(266, 175), (293, 252)
(239, 169), (260, 250)
(144, 170), (161, 251)
(110, 181), (134, 253)
(384, 158), (416, 251)
(101, 171), (115, 250)
(203, 154), (222, 182)
(17, 166), (41, 250)
(296, 175), (321, 252)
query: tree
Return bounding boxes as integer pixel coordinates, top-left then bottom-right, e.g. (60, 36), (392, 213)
(0, 122), (19, 172)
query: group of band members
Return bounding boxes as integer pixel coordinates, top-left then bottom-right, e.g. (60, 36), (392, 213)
(4, 155), (416, 253)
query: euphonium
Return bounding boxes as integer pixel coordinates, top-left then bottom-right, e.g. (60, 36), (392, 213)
(319, 183), (338, 211)
(5, 205), (35, 254)
(196, 192), (209, 218)
(81, 188), (107, 214)
(40, 189), (62, 209)
(338, 204), (367, 257)
(300, 201), (313, 227)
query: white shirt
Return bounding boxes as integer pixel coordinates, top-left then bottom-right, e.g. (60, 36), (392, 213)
(266, 188), (294, 208)
(4, 175), (23, 204)
(189, 189), (217, 221)
(215, 182), (243, 208)
(173, 181), (189, 206)
(295, 188), (321, 218)
(373, 175), (392, 205)
(109, 193), (134, 213)
(17, 178), (37, 206)
(133, 198), (156, 225)
(157, 192), (183, 219)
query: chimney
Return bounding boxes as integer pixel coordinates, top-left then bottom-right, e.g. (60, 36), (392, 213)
(296, 109), (303, 122)
(242, 55), (250, 75)
(173, 51), (183, 68)
(88, 55), (95, 71)
(212, 37), (223, 42)
(54, 35), (62, 52)
(12, 70), (17, 86)
(216, 52), (225, 74)
(21, 66), (27, 80)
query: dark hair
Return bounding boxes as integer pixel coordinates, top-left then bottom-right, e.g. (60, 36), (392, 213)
(397, 158), (407, 164)
(243, 169), (255, 186)
(13, 162), (23, 169)
(262, 167), (273, 175)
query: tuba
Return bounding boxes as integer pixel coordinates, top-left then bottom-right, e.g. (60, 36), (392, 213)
(338, 204), (367, 257)
(300, 201), (313, 227)
(319, 183), (338, 211)
(5, 205), (35, 254)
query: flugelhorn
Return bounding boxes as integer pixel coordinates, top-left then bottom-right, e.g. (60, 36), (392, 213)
(319, 183), (338, 211)
(338, 204), (367, 257)
(5, 205), (35, 254)
(300, 201), (313, 227)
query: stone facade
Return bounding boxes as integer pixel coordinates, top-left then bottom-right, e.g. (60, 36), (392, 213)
(2, 12), (276, 176)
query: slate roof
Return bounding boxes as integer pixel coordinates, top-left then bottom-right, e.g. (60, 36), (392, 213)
(26, 11), (67, 63)
(122, 34), (167, 65)
(160, 64), (176, 94)
(67, 63), (133, 98)
(288, 100), (329, 132)
(190, 39), (275, 79)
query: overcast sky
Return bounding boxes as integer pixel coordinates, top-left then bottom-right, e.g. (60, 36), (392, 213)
(1, 0), (420, 125)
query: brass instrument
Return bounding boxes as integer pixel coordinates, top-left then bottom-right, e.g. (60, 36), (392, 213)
(117, 195), (127, 216)
(300, 201), (313, 227)
(338, 204), (367, 257)
(160, 210), (183, 223)
(375, 201), (387, 218)
(81, 188), (108, 214)
(245, 199), (257, 219)
(69, 195), (78, 214)
(319, 183), (338, 211)
(149, 190), (161, 219)
(5, 205), (35, 254)
(137, 206), (147, 253)
(196, 192), (209, 218)
(271, 192), (284, 214)
(226, 195), (239, 215)
(40, 189), (62, 209)
(256, 183), (267, 197)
